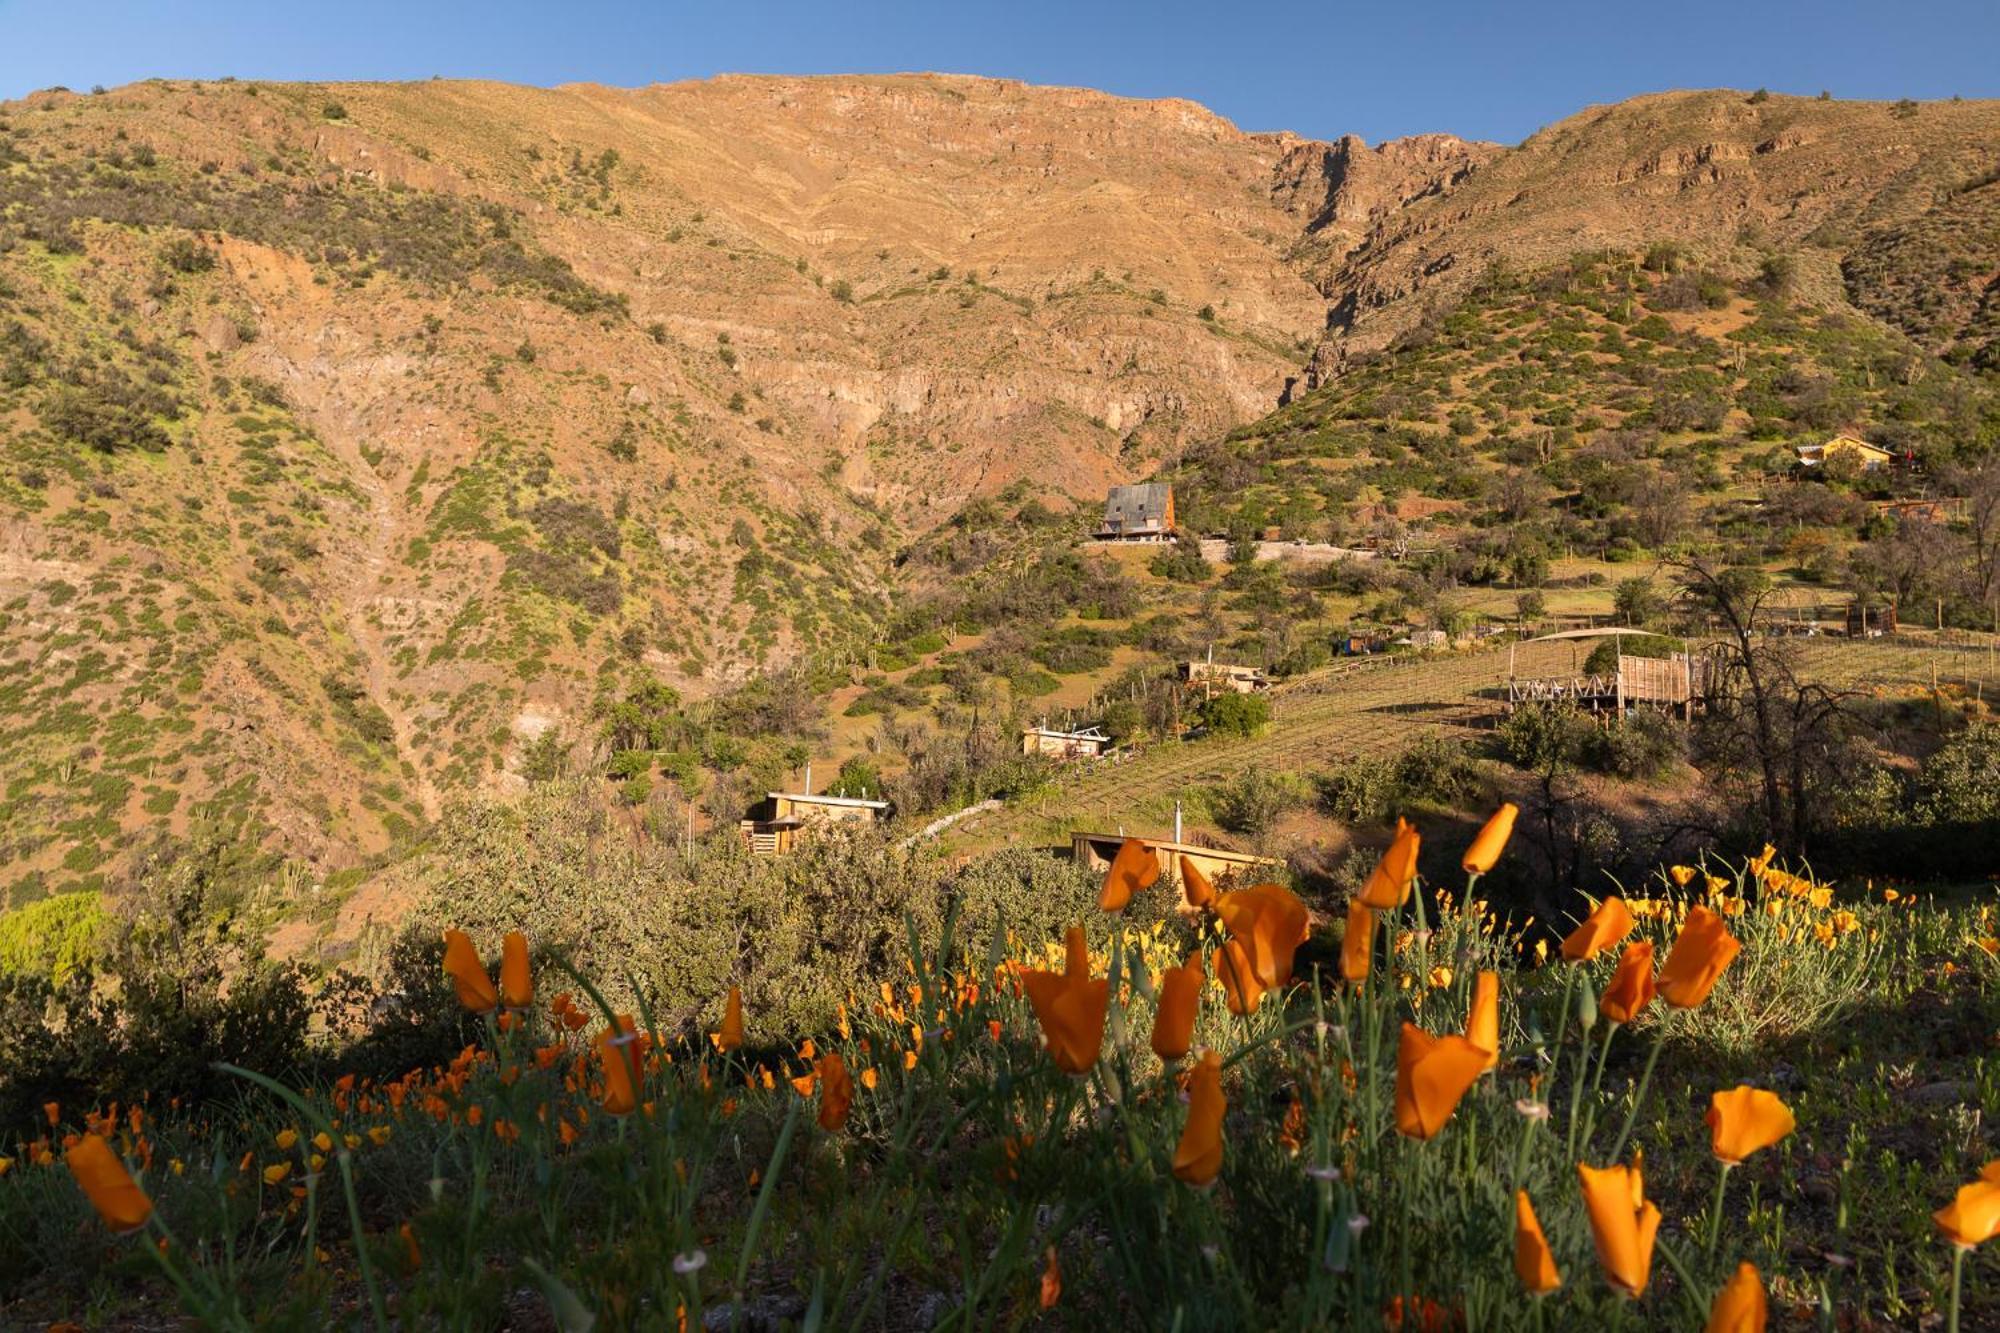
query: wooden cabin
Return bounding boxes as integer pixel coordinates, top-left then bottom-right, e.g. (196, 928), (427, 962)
(1180, 660), (1270, 695)
(1021, 723), (1110, 760)
(1796, 435), (1895, 471)
(740, 789), (889, 856)
(1095, 483), (1175, 542)
(1069, 832), (1277, 891)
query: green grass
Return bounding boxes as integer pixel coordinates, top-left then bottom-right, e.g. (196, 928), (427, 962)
(3, 844), (1998, 1329)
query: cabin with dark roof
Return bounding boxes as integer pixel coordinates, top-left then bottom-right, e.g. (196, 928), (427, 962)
(1095, 483), (1175, 542)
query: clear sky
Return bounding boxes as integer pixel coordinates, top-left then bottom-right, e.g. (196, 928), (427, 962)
(2, 0), (1997, 145)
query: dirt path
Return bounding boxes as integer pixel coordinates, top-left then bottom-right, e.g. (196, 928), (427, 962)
(338, 443), (442, 821)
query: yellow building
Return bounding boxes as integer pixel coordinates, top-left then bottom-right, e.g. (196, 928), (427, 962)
(1796, 435), (1895, 471)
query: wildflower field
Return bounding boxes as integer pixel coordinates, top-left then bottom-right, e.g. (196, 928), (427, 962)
(6, 811), (2000, 1331)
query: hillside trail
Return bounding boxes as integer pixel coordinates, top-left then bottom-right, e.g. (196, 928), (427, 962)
(338, 444), (442, 823)
(316, 416), (442, 824)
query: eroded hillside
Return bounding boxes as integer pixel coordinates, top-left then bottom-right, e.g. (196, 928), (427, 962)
(1, 76), (1996, 901)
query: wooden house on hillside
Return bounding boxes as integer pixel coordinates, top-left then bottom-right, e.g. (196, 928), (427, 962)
(1021, 723), (1111, 760)
(1179, 659), (1270, 696)
(1796, 434), (1896, 471)
(740, 786), (889, 856)
(1095, 483), (1175, 542)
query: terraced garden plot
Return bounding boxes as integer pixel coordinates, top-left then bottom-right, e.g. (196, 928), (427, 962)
(942, 635), (1998, 853)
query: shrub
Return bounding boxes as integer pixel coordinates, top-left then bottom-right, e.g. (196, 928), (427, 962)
(158, 235), (215, 274)
(1207, 769), (1303, 835)
(1197, 691), (1270, 739)
(0, 891), (106, 980)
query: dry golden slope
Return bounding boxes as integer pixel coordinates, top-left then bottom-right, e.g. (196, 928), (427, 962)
(316, 74), (1332, 504)
(0, 73), (1334, 896)
(1300, 89), (2000, 379)
(2, 75), (1997, 901)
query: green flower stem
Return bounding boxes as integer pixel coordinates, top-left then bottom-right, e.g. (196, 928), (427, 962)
(1608, 1032), (1666, 1161)
(1706, 1162), (1734, 1259)
(216, 1062), (388, 1333)
(1562, 1008), (1595, 1162)
(1950, 1244), (1967, 1333)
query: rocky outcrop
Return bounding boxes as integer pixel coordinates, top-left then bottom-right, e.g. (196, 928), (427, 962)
(1270, 131), (1495, 238)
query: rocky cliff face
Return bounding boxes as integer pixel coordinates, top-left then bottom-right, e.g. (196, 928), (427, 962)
(1296, 90), (2000, 382)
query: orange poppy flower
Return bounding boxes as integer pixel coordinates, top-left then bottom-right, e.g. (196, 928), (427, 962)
(1658, 905), (1740, 1008)
(441, 929), (499, 1014)
(399, 1222), (422, 1275)
(1704, 1260), (1766, 1332)
(1463, 804), (1518, 875)
(714, 986), (745, 1052)
(1151, 949), (1205, 1062)
(65, 1135), (152, 1234)
(1180, 855), (1216, 911)
(1706, 1086), (1795, 1164)
(1466, 971), (1499, 1070)
(1934, 1162), (2000, 1248)
(1040, 1244), (1061, 1309)
(1216, 936), (1267, 1016)
(499, 930), (532, 1009)
(1578, 1155), (1661, 1297)
(595, 1016), (644, 1116)
(1340, 900), (1375, 983)
(1598, 941), (1657, 1025)
(1171, 1050), (1225, 1187)
(1393, 1023), (1488, 1140)
(1099, 838), (1161, 912)
(815, 1053), (855, 1131)
(1358, 819), (1421, 910)
(1513, 1189), (1561, 1294)
(1062, 925), (1090, 979)
(1019, 927), (1109, 1074)
(1214, 883), (1310, 989)
(1668, 865), (1697, 888)
(1560, 897), (1634, 962)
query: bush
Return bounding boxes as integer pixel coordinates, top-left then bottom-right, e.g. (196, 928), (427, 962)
(1586, 709), (1685, 780)
(158, 235), (215, 274)
(1914, 723), (2000, 824)
(404, 782), (1110, 1042)
(1207, 770), (1303, 835)
(1149, 537), (1211, 583)
(1317, 734), (1484, 823)
(1197, 691), (1270, 739)
(0, 891), (106, 980)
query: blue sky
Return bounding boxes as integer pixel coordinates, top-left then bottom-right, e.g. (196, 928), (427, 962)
(2, 0), (1996, 145)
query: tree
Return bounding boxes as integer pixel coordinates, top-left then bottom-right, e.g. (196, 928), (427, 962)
(1629, 471), (1689, 549)
(1514, 590), (1546, 624)
(1494, 701), (1596, 898)
(1613, 576), (1664, 626)
(1671, 555), (1852, 854)
(1944, 462), (2000, 607)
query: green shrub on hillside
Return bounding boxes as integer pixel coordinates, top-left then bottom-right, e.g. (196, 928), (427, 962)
(1197, 691), (1270, 739)
(0, 891), (106, 980)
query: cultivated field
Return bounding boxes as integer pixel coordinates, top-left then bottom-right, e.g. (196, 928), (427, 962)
(945, 635), (2000, 854)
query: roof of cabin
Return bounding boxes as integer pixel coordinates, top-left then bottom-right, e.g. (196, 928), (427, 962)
(1101, 483), (1172, 525)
